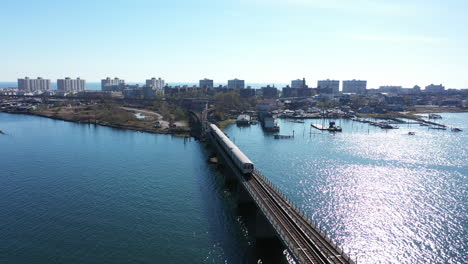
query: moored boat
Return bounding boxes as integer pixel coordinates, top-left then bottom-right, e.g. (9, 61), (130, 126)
(428, 114), (442, 119)
(236, 114), (251, 126)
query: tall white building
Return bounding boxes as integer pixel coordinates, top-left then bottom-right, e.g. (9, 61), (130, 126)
(57, 77), (86, 93)
(227, 78), (245, 89)
(199, 78), (214, 89)
(18, 77), (51, 92)
(145, 77), (165, 94)
(291, 78), (307, 89)
(101, 77), (125, 91)
(342, 79), (367, 94)
(317, 79), (340, 93)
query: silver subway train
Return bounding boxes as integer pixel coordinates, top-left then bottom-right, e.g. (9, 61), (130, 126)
(209, 123), (254, 174)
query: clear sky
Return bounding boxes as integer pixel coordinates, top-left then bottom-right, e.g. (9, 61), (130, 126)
(1, 0), (467, 88)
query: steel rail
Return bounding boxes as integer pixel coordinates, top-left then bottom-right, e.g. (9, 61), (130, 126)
(253, 171), (351, 263)
(247, 176), (322, 263)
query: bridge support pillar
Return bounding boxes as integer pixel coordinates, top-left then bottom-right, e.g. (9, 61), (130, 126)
(224, 168), (237, 185)
(254, 211), (285, 263)
(254, 211), (277, 239)
(236, 181), (252, 206)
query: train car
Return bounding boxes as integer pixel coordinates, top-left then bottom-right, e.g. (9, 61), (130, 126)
(209, 123), (254, 174)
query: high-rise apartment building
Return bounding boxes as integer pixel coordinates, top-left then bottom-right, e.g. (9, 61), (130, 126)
(291, 78), (307, 89)
(227, 78), (245, 89)
(199, 78), (214, 89)
(18, 77), (51, 92)
(342, 79), (367, 94)
(240, 88), (256, 98)
(57, 77), (86, 93)
(261, 85), (278, 98)
(101, 77), (125, 91)
(317, 79), (340, 93)
(146, 77), (165, 92)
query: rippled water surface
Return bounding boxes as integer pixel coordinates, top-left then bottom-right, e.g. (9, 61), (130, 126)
(1, 112), (467, 263)
(224, 113), (467, 264)
(0, 113), (255, 263)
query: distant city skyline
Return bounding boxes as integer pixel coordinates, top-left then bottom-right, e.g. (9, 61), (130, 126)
(0, 78), (458, 90)
(1, 0), (467, 88)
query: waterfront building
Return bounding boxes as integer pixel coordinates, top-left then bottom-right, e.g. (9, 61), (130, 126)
(240, 88), (256, 98)
(261, 85), (278, 98)
(317, 79), (339, 93)
(342, 79), (367, 94)
(145, 77), (165, 93)
(18, 77), (51, 92)
(57, 77), (86, 93)
(101, 77), (125, 91)
(291, 78), (307, 89)
(259, 112), (279, 132)
(425, 84), (445, 93)
(199, 78), (214, 89)
(227, 78), (245, 89)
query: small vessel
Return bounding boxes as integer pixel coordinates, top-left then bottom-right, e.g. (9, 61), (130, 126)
(428, 114), (442, 119)
(451, 127), (462, 132)
(236, 114), (251, 126)
(328, 121), (342, 132)
(408, 132), (416, 135)
(380, 122), (399, 129)
(311, 122), (342, 132)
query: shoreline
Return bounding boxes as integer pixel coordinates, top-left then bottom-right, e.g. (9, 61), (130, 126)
(0, 110), (191, 137)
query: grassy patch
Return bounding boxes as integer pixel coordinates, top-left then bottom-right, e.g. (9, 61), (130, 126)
(218, 119), (235, 130)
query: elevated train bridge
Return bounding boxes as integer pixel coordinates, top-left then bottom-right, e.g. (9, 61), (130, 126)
(191, 108), (354, 264)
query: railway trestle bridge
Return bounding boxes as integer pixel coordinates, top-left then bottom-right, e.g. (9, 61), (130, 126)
(190, 110), (355, 264)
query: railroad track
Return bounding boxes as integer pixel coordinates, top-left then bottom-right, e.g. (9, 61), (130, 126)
(252, 171), (352, 263)
(248, 172), (353, 264)
(247, 175), (322, 263)
(207, 128), (351, 263)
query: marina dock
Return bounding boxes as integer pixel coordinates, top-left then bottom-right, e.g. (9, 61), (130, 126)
(311, 122), (342, 132)
(274, 134), (294, 139)
(311, 124), (327, 130)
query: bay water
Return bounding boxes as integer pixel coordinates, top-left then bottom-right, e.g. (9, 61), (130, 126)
(1, 112), (467, 263)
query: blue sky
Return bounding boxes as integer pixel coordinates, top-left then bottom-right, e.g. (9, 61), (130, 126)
(1, 0), (467, 88)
